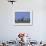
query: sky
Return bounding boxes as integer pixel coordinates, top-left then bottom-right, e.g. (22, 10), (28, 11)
(15, 12), (30, 20)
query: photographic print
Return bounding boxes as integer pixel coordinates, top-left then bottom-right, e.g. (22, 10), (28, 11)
(15, 11), (33, 26)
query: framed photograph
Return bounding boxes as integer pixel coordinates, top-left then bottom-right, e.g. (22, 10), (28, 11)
(15, 11), (33, 26)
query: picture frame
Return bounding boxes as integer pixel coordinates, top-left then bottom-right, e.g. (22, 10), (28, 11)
(15, 11), (33, 26)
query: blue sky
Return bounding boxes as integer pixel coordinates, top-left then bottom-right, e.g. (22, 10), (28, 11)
(15, 12), (30, 20)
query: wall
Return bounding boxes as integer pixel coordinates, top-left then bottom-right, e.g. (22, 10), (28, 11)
(0, 0), (46, 42)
